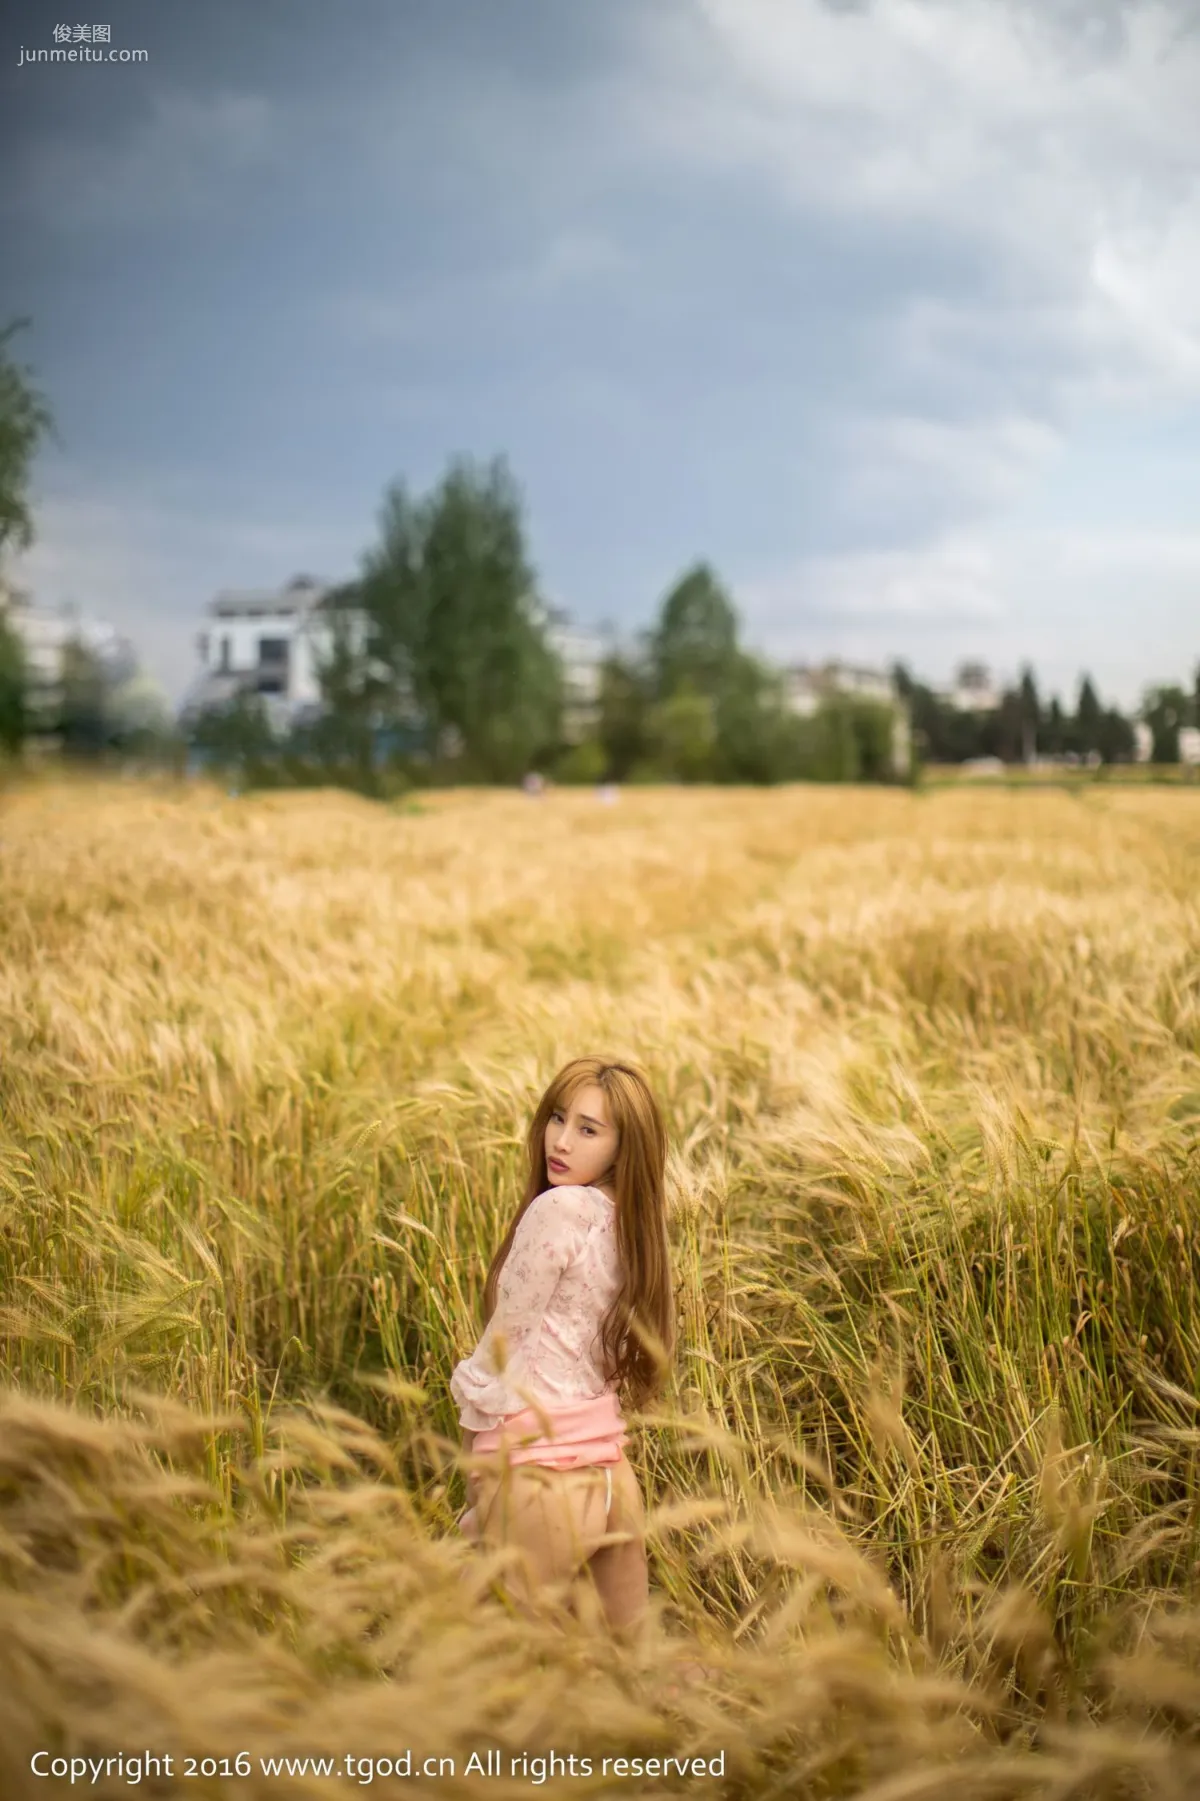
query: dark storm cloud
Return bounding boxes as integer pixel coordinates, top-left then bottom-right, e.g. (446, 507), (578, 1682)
(3, 0), (1198, 712)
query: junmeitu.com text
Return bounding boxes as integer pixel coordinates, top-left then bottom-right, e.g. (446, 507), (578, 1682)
(32, 1749), (727, 1785)
(17, 47), (149, 65)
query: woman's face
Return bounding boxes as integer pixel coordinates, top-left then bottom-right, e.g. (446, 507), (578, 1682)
(544, 1083), (618, 1194)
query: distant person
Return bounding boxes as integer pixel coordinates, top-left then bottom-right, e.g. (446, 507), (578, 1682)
(522, 771), (545, 797)
(452, 1057), (675, 1641)
(597, 783), (619, 804)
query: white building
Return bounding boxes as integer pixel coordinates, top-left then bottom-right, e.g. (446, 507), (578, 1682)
(1132, 721), (1153, 764)
(783, 661), (895, 716)
(1178, 727), (1200, 766)
(182, 576), (385, 734)
(541, 603), (604, 744)
(783, 660), (911, 776)
(184, 578), (605, 746)
(0, 580), (141, 730)
(185, 572), (609, 749)
(943, 661), (1000, 713)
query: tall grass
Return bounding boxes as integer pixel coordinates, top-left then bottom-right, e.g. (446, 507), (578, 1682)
(3, 776), (1200, 1797)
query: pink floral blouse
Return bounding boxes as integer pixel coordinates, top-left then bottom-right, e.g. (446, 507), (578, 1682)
(450, 1184), (622, 1432)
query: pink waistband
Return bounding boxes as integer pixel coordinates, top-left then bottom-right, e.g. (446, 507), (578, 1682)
(471, 1390), (626, 1469)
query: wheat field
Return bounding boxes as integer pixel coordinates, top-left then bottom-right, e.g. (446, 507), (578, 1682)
(3, 774), (1200, 1799)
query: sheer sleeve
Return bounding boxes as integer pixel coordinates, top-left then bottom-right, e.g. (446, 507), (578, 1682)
(450, 1187), (591, 1429)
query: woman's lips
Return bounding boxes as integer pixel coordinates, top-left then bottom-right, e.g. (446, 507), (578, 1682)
(549, 1158), (569, 1172)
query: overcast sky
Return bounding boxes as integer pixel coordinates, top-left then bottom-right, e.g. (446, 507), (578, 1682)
(4, 0), (1199, 710)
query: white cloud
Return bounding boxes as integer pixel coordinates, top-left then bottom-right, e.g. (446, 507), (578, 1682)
(740, 521), (1200, 709)
(1090, 220), (1200, 385)
(618, 0), (1200, 401)
(989, 523), (1200, 706)
(834, 412), (1063, 514)
(745, 536), (1005, 630)
(1045, 526), (1200, 577)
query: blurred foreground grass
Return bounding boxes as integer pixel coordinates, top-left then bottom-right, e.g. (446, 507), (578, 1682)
(3, 776), (1200, 1798)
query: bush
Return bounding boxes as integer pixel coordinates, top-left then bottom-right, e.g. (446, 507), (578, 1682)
(648, 685), (717, 782)
(553, 739), (607, 785)
(0, 610), (28, 753)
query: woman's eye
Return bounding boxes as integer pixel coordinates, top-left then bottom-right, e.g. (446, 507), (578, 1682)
(549, 1111), (596, 1134)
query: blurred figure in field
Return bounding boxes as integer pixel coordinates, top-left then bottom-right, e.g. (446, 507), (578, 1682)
(522, 771), (545, 797)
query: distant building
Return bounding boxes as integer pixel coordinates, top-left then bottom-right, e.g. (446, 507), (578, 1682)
(1132, 721), (1153, 764)
(0, 581), (140, 733)
(181, 575), (416, 740)
(941, 661), (1000, 713)
(538, 602), (605, 745)
(183, 578), (605, 749)
(183, 575), (333, 733)
(783, 661), (895, 716)
(783, 660), (911, 776)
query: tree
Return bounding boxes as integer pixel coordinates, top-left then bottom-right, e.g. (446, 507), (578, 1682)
(0, 606), (27, 752)
(1097, 707), (1134, 765)
(309, 585), (385, 782)
(815, 697), (861, 782)
(1018, 665), (1040, 763)
(0, 319), (54, 559)
(357, 456), (561, 783)
(188, 691), (277, 772)
(1142, 685), (1187, 764)
(712, 651), (795, 784)
(895, 668), (990, 764)
(58, 638), (112, 758)
(1076, 674), (1103, 757)
(890, 660), (916, 703)
(647, 680), (717, 782)
(847, 698), (897, 782)
(596, 651), (652, 781)
(648, 563), (740, 702)
(107, 671), (174, 759)
(554, 738), (607, 785)
(994, 686), (1024, 764)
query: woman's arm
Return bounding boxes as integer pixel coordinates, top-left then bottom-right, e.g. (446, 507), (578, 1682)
(455, 1189), (588, 1510)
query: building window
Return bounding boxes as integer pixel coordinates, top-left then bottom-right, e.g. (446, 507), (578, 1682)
(258, 637), (289, 668)
(219, 635), (231, 672)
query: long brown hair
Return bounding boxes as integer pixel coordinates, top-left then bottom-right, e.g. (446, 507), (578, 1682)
(482, 1057), (675, 1411)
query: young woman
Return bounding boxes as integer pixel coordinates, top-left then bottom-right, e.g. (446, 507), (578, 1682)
(451, 1057), (675, 1637)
